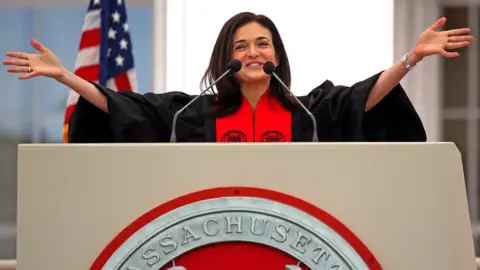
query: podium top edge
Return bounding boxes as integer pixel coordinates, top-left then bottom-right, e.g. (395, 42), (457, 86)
(17, 142), (456, 148)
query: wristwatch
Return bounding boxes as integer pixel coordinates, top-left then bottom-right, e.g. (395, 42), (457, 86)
(402, 53), (417, 70)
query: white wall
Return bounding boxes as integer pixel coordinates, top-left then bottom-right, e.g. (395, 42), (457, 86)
(165, 0), (394, 95)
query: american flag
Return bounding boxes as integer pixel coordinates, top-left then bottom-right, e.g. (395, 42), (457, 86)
(62, 0), (137, 143)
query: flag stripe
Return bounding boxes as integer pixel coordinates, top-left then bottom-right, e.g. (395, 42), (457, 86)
(127, 69), (138, 92)
(114, 72), (132, 91)
(74, 65), (100, 81)
(82, 9), (102, 31)
(75, 46), (100, 68)
(66, 91), (80, 107)
(63, 105), (76, 125)
(79, 29), (101, 50)
(106, 78), (117, 91)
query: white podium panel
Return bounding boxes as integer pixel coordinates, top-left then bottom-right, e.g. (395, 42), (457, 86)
(16, 143), (476, 270)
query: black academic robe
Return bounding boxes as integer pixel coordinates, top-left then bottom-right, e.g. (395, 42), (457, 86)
(67, 71), (427, 143)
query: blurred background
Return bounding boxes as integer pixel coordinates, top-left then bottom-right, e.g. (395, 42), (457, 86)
(0, 0), (479, 259)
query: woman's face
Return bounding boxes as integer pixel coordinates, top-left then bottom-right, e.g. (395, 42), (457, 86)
(232, 22), (277, 85)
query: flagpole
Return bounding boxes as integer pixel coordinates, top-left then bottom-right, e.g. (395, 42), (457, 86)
(153, 0), (166, 93)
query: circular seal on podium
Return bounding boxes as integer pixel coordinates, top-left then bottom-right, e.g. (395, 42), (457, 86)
(90, 187), (382, 270)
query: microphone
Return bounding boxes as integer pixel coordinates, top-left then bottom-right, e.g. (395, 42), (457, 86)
(263, 61), (319, 142)
(169, 59), (242, 142)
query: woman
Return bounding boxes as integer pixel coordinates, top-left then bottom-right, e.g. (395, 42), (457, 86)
(3, 12), (473, 143)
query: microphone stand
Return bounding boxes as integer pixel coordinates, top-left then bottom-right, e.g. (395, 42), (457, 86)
(270, 72), (319, 142)
(169, 69), (232, 143)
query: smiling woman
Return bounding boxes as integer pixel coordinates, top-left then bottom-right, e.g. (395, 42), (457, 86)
(232, 24), (279, 106)
(200, 13), (296, 119)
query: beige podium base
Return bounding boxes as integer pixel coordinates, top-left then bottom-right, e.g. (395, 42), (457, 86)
(16, 142), (477, 270)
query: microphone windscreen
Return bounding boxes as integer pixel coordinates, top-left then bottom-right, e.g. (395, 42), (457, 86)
(262, 61), (275, 75)
(228, 59), (242, 73)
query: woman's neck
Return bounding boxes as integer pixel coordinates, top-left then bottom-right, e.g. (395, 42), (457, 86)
(240, 80), (270, 110)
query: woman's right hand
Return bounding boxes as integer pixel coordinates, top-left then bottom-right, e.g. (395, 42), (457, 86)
(4, 39), (108, 113)
(3, 39), (66, 80)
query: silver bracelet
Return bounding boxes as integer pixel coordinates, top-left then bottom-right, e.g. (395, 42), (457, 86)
(401, 53), (417, 70)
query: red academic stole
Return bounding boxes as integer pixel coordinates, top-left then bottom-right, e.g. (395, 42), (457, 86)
(216, 92), (292, 142)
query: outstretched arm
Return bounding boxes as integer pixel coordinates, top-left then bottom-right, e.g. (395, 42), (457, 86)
(4, 39), (108, 113)
(365, 17), (473, 111)
(56, 69), (108, 112)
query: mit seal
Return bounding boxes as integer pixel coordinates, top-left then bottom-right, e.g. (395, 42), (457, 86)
(91, 188), (381, 270)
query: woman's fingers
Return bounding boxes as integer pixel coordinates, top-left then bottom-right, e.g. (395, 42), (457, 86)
(446, 28), (471, 36)
(430, 17), (447, 31)
(6, 66), (30, 73)
(5, 52), (29, 60)
(30, 40), (48, 53)
(441, 49), (460, 58)
(3, 59), (28, 66)
(445, 41), (471, 49)
(448, 35), (474, 42)
(5, 66), (37, 79)
(18, 71), (38, 80)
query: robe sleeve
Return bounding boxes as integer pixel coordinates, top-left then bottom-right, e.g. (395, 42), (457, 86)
(305, 71), (426, 142)
(67, 82), (199, 143)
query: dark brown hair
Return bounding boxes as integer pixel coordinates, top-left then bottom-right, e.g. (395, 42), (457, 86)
(201, 12), (299, 117)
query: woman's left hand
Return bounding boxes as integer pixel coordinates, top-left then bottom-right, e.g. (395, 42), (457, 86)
(411, 17), (474, 62)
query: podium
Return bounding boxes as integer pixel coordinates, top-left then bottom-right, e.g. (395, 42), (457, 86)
(16, 142), (476, 269)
